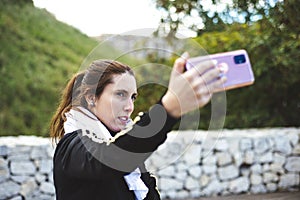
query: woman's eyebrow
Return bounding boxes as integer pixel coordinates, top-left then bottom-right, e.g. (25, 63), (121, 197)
(115, 89), (128, 94)
(115, 89), (138, 96)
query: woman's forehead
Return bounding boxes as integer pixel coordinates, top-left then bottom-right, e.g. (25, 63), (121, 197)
(110, 73), (137, 91)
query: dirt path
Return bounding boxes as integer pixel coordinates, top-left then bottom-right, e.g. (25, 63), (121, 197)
(182, 191), (300, 200)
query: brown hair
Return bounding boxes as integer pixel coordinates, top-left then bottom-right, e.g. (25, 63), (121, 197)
(49, 60), (134, 143)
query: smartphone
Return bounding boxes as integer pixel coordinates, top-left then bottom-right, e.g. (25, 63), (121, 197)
(185, 49), (255, 91)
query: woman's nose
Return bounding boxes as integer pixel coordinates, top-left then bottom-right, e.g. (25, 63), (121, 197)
(124, 98), (134, 113)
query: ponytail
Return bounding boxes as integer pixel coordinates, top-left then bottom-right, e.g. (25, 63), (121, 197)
(49, 71), (85, 143)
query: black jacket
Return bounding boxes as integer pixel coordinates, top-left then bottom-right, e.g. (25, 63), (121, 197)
(53, 104), (179, 200)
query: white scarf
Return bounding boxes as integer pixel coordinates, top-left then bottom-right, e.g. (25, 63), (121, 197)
(64, 107), (149, 200)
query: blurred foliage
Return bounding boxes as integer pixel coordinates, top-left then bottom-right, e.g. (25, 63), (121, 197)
(0, 0), (299, 137)
(154, 0), (281, 36)
(154, 0), (300, 129)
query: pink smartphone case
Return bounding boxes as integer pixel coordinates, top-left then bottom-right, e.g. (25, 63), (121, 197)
(186, 49), (255, 91)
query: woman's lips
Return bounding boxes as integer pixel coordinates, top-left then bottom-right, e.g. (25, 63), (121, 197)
(118, 116), (129, 125)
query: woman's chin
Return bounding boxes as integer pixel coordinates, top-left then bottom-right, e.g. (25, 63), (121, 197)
(110, 125), (123, 132)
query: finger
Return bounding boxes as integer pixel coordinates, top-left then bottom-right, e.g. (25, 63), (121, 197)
(173, 52), (189, 75)
(189, 70), (216, 95)
(190, 74), (206, 90)
(218, 62), (229, 74)
(196, 92), (212, 106)
(201, 67), (222, 84)
(197, 85), (210, 98)
(185, 60), (215, 80)
(207, 76), (227, 93)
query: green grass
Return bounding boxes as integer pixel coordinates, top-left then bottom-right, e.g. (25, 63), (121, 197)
(0, 2), (106, 136)
(0, 2), (149, 136)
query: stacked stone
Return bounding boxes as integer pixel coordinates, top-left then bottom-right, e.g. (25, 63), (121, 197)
(0, 128), (299, 200)
(145, 128), (300, 199)
(0, 136), (55, 200)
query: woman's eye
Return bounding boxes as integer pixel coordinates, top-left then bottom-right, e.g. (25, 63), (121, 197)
(117, 92), (125, 97)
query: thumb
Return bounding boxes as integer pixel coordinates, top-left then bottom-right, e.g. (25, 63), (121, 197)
(173, 52), (189, 75)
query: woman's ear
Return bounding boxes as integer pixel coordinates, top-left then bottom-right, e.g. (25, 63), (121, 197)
(85, 94), (96, 107)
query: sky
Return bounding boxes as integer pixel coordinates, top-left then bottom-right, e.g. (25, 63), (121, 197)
(33, 0), (162, 37)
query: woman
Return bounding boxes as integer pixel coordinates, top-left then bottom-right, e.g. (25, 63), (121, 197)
(50, 54), (226, 200)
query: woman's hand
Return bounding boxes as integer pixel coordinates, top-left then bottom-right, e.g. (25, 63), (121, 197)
(162, 52), (227, 118)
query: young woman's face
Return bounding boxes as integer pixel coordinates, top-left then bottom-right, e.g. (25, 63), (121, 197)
(93, 72), (137, 132)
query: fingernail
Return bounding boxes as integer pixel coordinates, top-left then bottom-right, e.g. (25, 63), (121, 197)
(221, 76), (227, 83)
(212, 59), (218, 66)
(219, 63), (229, 73)
(181, 52), (189, 59)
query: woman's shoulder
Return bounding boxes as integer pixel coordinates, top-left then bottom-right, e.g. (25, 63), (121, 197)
(54, 130), (81, 152)
(55, 129), (108, 152)
(60, 130), (80, 142)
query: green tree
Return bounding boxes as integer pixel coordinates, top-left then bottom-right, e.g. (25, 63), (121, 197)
(193, 0), (300, 128)
(245, 0), (300, 127)
(154, 0), (300, 128)
(154, 0), (280, 36)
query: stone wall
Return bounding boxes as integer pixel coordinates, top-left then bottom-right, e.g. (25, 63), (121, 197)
(0, 136), (54, 200)
(146, 128), (300, 199)
(0, 128), (299, 200)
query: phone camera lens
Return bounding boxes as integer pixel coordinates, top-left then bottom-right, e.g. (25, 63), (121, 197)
(234, 54), (246, 64)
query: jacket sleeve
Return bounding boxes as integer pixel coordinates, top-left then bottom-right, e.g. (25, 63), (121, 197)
(139, 163), (161, 200)
(54, 103), (180, 180)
